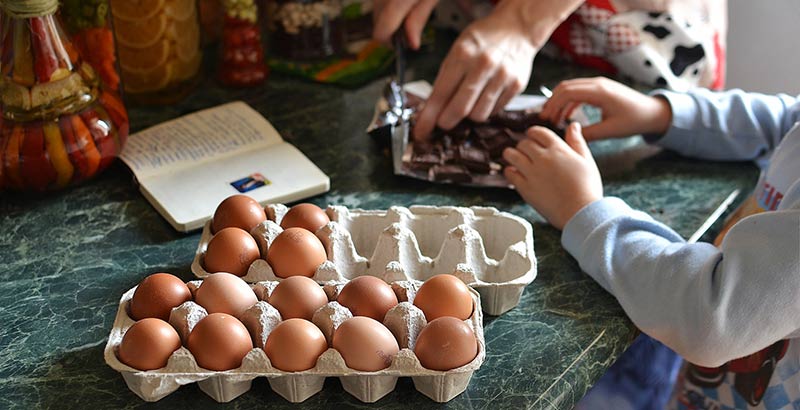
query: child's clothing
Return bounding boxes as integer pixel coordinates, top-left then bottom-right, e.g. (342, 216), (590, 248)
(563, 88), (800, 409)
(431, 0), (727, 90)
(576, 334), (682, 410)
(550, 0), (726, 91)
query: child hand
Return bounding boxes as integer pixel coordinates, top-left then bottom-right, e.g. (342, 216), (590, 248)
(539, 77), (672, 141)
(503, 122), (603, 230)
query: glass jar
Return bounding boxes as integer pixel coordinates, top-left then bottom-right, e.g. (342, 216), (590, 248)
(199, 0), (224, 44)
(109, 0), (203, 105)
(266, 0), (344, 60)
(59, 0), (121, 92)
(219, 0), (268, 86)
(0, 1), (130, 192)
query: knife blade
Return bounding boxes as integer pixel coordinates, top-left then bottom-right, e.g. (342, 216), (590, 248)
(392, 31), (407, 109)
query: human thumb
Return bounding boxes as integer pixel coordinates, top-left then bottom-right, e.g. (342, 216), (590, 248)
(565, 122), (591, 157)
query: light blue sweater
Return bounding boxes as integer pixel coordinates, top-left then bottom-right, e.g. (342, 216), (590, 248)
(562, 89), (800, 409)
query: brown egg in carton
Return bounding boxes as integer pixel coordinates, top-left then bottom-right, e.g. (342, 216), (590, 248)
(191, 205), (536, 316)
(103, 276), (485, 403)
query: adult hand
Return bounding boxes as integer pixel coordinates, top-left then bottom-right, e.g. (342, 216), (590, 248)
(413, 4), (537, 139)
(373, 0), (439, 50)
(539, 77), (673, 141)
(503, 123), (603, 230)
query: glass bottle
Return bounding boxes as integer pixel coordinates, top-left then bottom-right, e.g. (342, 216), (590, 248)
(0, 0), (130, 192)
(109, 0), (203, 105)
(266, 0), (345, 60)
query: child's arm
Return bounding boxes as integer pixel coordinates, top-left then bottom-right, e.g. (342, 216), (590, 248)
(562, 185), (800, 367)
(540, 77), (799, 164)
(504, 124), (800, 367)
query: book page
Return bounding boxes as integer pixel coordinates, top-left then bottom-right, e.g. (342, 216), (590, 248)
(120, 101), (283, 178)
(140, 143), (330, 231)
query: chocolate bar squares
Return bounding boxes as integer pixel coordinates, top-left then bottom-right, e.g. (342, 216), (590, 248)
(407, 110), (564, 184)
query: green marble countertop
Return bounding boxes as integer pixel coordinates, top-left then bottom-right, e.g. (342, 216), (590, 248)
(0, 38), (759, 409)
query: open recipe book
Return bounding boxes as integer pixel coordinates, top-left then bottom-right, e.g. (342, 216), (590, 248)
(120, 102), (330, 232)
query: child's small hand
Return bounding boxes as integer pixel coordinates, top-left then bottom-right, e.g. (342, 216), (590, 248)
(503, 122), (602, 230)
(539, 77), (672, 141)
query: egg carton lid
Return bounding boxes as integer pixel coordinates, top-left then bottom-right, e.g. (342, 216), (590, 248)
(192, 204), (536, 316)
(104, 278), (485, 403)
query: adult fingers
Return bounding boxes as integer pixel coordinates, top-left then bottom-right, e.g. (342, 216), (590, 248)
(373, 0), (420, 43)
(436, 49), (497, 129)
(404, 0), (438, 49)
(413, 55), (466, 139)
(492, 75), (526, 115)
(469, 70), (506, 122)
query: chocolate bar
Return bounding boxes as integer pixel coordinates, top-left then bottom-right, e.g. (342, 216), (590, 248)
(429, 164), (472, 183)
(405, 108), (565, 184)
(410, 151), (442, 171)
(477, 130), (515, 158)
(456, 143), (491, 173)
(490, 110), (560, 132)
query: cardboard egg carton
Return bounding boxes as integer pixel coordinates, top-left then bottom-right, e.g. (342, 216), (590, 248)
(104, 277), (485, 403)
(192, 205), (536, 316)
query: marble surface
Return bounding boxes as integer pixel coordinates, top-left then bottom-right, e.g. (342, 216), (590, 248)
(0, 35), (759, 409)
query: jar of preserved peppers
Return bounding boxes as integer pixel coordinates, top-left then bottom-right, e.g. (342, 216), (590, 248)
(0, 0), (130, 192)
(109, 0), (203, 105)
(266, 0), (345, 60)
(59, 0), (121, 92)
(219, 0), (268, 86)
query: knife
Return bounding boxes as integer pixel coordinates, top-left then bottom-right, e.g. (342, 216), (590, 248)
(390, 31), (409, 174)
(393, 31), (407, 108)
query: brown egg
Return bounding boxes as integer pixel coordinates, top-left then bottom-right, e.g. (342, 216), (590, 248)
(266, 227), (327, 278)
(414, 317), (478, 371)
(195, 272), (258, 318)
(187, 313), (254, 371)
(204, 227), (261, 277)
(413, 274), (474, 321)
(337, 276), (398, 321)
(129, 273), (192, 321)
(269, 276), (328, 320)
(264, 318), (328, 371)
(332, 317), (399, 371)
(212, 194), (267, 233)
(118, 318), (181, 371)
(280, 203), (330, 233)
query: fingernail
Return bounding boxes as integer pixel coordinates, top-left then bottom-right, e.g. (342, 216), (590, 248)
(571, 122), (581, 133)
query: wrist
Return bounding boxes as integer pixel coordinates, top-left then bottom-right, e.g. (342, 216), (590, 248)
(495, 0), (582, 48)
(643, 96), (672, 136)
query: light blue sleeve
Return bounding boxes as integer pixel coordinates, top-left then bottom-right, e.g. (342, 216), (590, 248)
(648, 89), (800, 166)
(561, 187), (800, 367)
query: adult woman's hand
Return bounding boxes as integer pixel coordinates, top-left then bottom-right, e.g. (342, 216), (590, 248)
(373, 0), (439, 50)
(411, 0), (584, 139)
(412, 8), (536, 139)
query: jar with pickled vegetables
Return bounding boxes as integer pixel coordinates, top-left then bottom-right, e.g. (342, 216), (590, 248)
(0, 0), (130, 192)
(59, 0), (121, 92)
(110, 0), (203, 105)
(266, 0), (345, 60)
(219, 0), (268, 86)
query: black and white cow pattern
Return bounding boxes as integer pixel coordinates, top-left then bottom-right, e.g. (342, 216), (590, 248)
(609, 11), (715, 91)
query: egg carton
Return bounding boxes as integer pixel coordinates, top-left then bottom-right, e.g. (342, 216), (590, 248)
(104, 277), (485, 403)
(191, 205), (536, 316)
